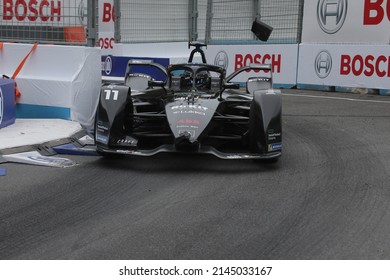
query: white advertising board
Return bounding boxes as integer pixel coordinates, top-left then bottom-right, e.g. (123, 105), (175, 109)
(205, 44), (299, 88)
(302, 0), (390, 44)
(0, 43), (101, 128)
(113, 42), (189, 60)
(297, 43), (390, 90)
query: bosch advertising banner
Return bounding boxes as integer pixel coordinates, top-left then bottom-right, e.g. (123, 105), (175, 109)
(0, 0), (86, 26)
(98, 0), (115, 53)
(0, 0), (115, 50)
(297, 44), (390, 90)
(205, 44), (299, 88)
(302, 0), (390, 44)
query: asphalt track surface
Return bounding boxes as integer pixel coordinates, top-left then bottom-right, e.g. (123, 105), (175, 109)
(1, 89), (390, 260)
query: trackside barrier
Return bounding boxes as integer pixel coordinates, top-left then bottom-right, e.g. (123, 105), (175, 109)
(0, 43), (101, 128)
(298, 0), (390, 95)
(205, 44), (298, 88)
(105, 42), (299, 88)
(0, 78), (15, 129)
(297, 44), (390, 95)
(107, 42), (390, 94)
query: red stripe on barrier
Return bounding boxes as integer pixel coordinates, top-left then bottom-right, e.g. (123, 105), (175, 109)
(10, 43), (38, 103)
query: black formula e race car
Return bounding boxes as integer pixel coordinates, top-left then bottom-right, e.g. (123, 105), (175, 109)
(95, 43), (282, 161)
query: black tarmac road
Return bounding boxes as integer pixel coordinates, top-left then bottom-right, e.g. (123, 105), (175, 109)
(1, 89), (390, 260)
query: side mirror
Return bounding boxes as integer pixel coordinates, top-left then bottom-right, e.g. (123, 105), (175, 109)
(148, 80), (165, 87)
(224, 82), (240, 89)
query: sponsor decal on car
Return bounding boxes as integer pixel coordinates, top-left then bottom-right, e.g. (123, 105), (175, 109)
(226, 155), (250, 159)
(173, 110), (206, 116)
(96, 134), (109, 144)
(171, 105), (208, 116)
(268, 132), (281, 141)
(116, 139), (136, 145)
(177, 119), (200, 125)
(268, 142), (282, 152)
(115, 136), (137, 146)
(171, 105), (208, 111)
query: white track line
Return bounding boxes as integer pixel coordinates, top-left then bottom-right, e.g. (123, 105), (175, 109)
(283, 93), (390, 104)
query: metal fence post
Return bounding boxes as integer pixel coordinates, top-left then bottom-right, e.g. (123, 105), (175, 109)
(253, 0), (260, 40)
(189, 0), (199, 42)
(297, 0), (304, 43)
(114, 0), (122, 43)
(205, 0), (213, 44)
(254, 0), (260, 19)
(87, 0), (98, 47)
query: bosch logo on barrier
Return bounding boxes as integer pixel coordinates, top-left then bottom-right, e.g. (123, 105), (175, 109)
(0, 88), (3, 126)
(102, 2), (115, 22)
(317, 0), (348, 34)
(77, 0), (87, 26)
(214, 51), (228, 69)
(235, 53), (282, 73)
(340, 54), (390, 77)
(315, 51), (332, 78)
(98, 37), (115, 49)
(364, 0), (390, 25)
(102, 56), (112, 75)
(2, 0), (61, 22)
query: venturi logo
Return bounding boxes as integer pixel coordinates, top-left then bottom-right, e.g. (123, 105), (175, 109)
(317, 0), (348, 34)
(214, 51), (228, 69)
(315, 51), (332, 79)
(0, 87), (3, 125)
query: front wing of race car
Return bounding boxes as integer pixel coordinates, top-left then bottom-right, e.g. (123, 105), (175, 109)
(96, 145), (281, 160)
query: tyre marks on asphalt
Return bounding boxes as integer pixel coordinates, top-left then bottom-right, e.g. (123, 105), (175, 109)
(259, 114), (390, 259)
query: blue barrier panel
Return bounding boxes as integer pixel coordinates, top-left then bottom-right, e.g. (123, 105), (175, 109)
(0, 79), (15, 129)
(15, 104), (71, 119)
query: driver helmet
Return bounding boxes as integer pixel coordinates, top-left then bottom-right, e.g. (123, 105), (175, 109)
(195, 71), (211, 89)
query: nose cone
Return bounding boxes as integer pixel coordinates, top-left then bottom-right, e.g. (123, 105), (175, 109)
(165, 98), (219, 149)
